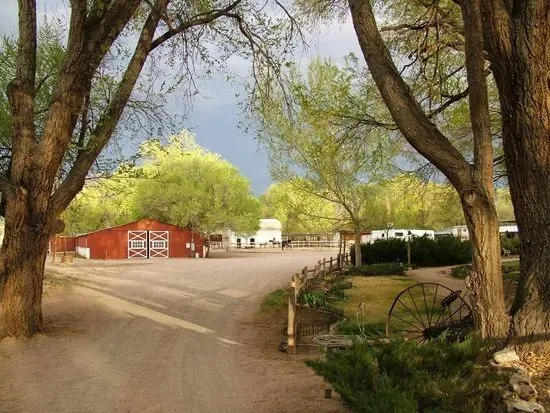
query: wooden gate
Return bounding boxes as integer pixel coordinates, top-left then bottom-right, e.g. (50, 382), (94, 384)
(128, 231), (148, 259)
(149, 231), (169, 258)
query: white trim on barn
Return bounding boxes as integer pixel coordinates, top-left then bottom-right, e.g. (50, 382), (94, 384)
(149, 231), (169, 258)
(128, 231), (148, 258)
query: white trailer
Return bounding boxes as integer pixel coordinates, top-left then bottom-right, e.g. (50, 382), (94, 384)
(368, 229), (435, 243)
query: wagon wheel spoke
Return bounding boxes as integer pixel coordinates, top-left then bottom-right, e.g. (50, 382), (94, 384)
(407, 289), (428, 329)
(428, 284), (439, 327)
(397, 298), (427, 330)
(389, 313), (425, 333)
(421, 284), (431, 327)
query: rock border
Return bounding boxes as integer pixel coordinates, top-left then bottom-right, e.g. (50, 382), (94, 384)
(491, 347), (546, 413)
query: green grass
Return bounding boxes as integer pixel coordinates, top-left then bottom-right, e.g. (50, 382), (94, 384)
(260, 289), (288, 313)
(333, 276), (416, 337)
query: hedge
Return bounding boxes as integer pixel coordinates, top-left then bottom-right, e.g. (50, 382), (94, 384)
(351, 236), (472, 267)
(347, 263), (406, 276)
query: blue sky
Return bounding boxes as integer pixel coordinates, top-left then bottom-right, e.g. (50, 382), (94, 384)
(1, 1), (362, 194)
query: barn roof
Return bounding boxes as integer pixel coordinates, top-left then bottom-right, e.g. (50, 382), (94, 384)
(75, 218), (190, 237)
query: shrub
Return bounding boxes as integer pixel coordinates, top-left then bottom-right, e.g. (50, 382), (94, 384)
(500, 234), (521, 255)
(307, 338), (505, 413)
(451, 260), (520, 281)
(352, 236), (472, 267)
(299, 290), (327, 308)
(451, 264), (471, 279)
(347, 263), (406, 276)
(328, 280), (353, 298)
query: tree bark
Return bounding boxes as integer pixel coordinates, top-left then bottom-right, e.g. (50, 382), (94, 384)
(461, 187), (509, 338)
(353, 223), (362, 266)
(0, 192), (53, 337)
(480, 1), (550, 349)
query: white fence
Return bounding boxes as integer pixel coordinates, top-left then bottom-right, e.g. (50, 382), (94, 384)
(209, 240), (339, 250)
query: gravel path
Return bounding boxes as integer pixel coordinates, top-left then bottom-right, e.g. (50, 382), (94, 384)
(407, 265), (467, 292)
(0, 250), (345, 413)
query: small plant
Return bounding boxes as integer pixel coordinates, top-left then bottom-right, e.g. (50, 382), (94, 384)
(300, 290), (327, 308)
(327, 280), (353, 298)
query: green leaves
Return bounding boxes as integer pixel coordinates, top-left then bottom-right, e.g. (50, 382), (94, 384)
(65, 130), (260, 237)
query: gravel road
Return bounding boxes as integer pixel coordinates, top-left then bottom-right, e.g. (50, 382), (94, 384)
(0, 250), (346, 413)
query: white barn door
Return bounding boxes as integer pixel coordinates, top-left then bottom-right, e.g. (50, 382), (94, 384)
(128, 231), (148, 259)
(149, 231), (169, 258)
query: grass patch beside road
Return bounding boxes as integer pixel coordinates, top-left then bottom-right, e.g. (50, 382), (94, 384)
(333, 276), (416, 337)
(260, 289), (288, 313)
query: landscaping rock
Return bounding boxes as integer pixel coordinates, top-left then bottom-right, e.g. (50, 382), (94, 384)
(517, 383), (538, 401)
(495, 348), (521, 364)
(506, 400), (546, 413)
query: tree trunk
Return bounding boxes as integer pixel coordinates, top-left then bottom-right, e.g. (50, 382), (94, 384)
(503, 98), (550, 350)
(353, 223), (362, 266)
(481, 1), (550, 350)
(460, 187), (509, 338)
(0, 195), (52, 338)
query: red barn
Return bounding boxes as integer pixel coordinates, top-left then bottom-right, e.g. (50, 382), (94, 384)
(74, 219), (204, 260)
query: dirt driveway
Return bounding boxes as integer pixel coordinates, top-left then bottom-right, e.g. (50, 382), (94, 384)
(0, 250), (345, 413)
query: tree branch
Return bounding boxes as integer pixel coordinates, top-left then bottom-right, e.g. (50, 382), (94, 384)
(51, 0), (169, 213)
(460, 0), (493, 185)
(150, 0), (243, 51)
(427, 87), (469, 118)
(348, 0), (472, 189)
(8, 0), (37, 185)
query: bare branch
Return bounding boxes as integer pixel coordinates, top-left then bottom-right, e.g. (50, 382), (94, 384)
(150, 0), (243, 50)
(51, 0), (169, 213)
(348, 0), (472, 189)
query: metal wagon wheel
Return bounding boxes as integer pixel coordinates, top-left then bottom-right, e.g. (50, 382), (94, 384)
(386, 282), (473, 343)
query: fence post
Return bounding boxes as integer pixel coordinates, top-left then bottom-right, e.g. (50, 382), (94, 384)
(322, 258), (326, 275)
(288, 273), (299, 355)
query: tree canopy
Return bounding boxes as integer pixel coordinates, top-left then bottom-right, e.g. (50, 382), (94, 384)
(65, 131), (260, 237)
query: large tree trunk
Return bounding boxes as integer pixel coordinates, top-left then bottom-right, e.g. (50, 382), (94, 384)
(0, 195), (53, 337)
(353, 223), (362, 266)
(348, 0), (509, 338)
(481, 1), (550, 349)
(502, 80), (550, 350)
(461, 187), (509, 338)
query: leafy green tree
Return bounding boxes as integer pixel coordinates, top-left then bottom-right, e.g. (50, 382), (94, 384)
(260, 180), (341, 234)
(134, 131), (260, 254)
(64, 173), (139, 234)
(255, 58), (399, 265)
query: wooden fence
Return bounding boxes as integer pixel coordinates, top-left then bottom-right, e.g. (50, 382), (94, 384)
(287, 253), (350, 354)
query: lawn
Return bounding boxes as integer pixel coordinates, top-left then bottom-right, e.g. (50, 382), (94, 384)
(333, 276), (416, 336)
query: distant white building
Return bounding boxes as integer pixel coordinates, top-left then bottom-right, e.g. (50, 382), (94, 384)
(367, 228), (435, 243)
(224, 218), (282, 248)
(434, 222), (519, 241)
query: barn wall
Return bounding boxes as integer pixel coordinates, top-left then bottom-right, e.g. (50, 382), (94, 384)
(75, 219), (204, 259)
(50, 236), (77, 252)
